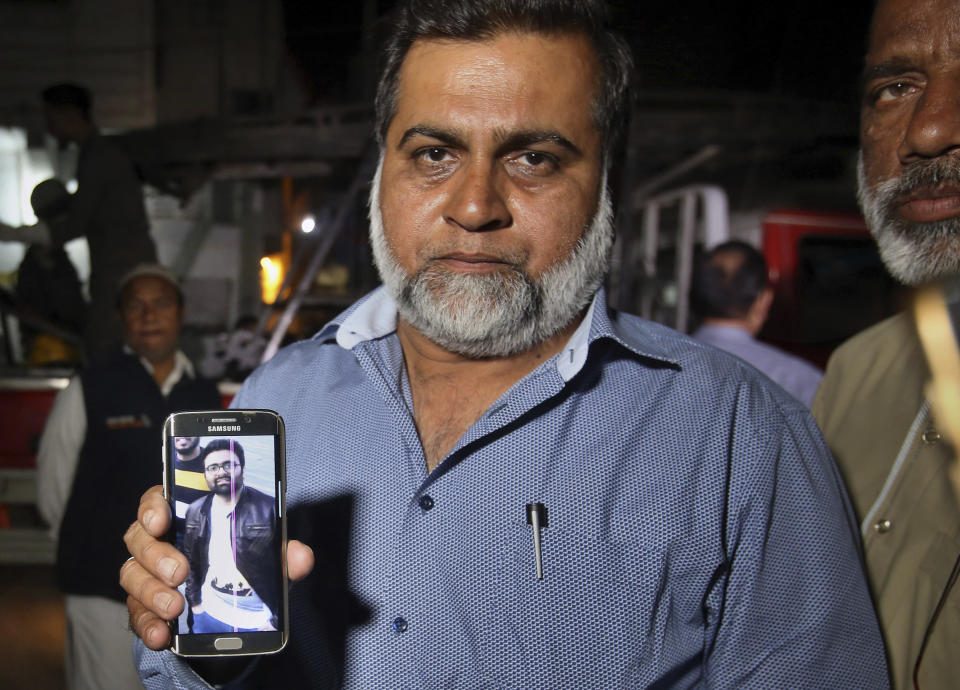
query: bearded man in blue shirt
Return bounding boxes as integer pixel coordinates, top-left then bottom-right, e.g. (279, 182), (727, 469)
(120, 0), (889, 687)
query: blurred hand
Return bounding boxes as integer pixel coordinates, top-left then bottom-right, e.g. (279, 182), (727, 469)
(0, 221), (50, 245)
(120, 485), (315, 650)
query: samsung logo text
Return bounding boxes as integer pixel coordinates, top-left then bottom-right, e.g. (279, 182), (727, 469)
(208, 425), (242, 432)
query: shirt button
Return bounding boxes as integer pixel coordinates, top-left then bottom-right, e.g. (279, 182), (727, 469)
(922, 427), (942, 444)
(418, 495), (435, 511)
(873, 519), (892, 534)
(392, 617), (409, 633)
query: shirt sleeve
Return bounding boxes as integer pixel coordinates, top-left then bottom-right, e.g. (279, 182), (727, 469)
(36, 377), (87, 541)
(134, 638), (260, 689)
(135, 642), (215, 690)
(703, 390), (889, 688)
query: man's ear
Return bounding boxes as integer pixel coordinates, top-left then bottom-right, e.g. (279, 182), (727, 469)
(747, 287), (774, 335)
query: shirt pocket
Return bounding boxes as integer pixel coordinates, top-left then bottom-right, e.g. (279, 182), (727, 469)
(478, 523), (668, 690)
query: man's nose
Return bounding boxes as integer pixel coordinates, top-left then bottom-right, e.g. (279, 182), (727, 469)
(898, 72), (960, 164)
(442, 161), (512, 232)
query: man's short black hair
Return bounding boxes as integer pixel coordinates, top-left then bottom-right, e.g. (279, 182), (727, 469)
(692, 240), (769, 320)
(41, 83), (92, 119)
(201, 438), (246, 468)
(374, 0), (633, 164)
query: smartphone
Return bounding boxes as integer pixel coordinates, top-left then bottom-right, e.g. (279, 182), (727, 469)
(162, 409), (288, 656)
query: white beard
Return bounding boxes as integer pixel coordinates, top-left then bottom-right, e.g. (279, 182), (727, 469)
(367, 158), (613, 358)
(857, 150), (960, 286)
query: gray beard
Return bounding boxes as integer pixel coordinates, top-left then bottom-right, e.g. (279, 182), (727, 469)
(368, 158), (613, 358)
(857, 151), (960, 286)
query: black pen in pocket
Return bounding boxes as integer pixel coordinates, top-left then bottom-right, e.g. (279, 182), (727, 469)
(525, 502), (548, 581)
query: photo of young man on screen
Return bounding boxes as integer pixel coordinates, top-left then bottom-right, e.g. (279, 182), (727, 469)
(177, 437), (279, 634)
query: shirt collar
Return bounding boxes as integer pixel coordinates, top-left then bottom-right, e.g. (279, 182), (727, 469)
(320, 286), (680, 380)
(331, 286), (397, 349)
(125, 346), (194, 396)
(572, 289), (681, 376)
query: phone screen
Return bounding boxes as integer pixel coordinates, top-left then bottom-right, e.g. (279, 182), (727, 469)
(165, 412), (287, 656)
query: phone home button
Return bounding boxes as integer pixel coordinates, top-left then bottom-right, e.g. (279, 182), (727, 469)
(214, 637), (243, 651)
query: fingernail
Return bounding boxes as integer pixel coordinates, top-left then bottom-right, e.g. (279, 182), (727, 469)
(146, 624), (160, 646)
(158, 557), (179, 581)
(154, 592), (174, 613)
(143, 510), (156, 531)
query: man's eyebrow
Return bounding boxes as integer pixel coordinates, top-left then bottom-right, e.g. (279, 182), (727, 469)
(397, 125), (466, 149)
(495, 130), (582, 157)
(861, 57), (920, 88)
(396, 125), (583, 157)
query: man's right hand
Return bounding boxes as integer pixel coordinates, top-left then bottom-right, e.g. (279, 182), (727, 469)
(120, 485), (315, 651)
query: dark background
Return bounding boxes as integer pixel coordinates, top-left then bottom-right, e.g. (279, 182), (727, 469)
(282, 0), (874, 107)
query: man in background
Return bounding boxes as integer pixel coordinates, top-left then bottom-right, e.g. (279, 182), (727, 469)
(171, 434), (208, 633)
(691, 240), (823, 406)
(37, 264), (220, 690)
(0, 83), (157, 359)
(811, 0), (960, 686)
(15, 178), (87, 364)
(172, 436), (208, 547)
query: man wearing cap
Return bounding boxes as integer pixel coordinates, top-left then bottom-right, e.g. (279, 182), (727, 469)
(37, 263), (220, 690)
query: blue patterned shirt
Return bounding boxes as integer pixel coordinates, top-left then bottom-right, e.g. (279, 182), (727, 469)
(136, 287), (888, 689)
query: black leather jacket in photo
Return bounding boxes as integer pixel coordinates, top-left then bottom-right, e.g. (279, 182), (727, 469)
(183, 486), (280, 626)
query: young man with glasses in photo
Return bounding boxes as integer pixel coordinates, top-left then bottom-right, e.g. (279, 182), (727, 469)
(183, 439), (279, 634)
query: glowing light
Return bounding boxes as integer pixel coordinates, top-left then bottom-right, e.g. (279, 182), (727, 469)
(300, 215), (316, 233)
(260, 254), (283, 303)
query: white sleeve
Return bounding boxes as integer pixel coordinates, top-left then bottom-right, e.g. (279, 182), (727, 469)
(36, 377), (87, 541)
(0, 220), (50, 244)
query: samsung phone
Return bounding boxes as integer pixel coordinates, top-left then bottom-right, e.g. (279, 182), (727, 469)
(162, 409), (288, 656)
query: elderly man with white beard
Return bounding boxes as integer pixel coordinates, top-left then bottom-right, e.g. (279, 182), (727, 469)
(118, 1), (887, 688)
(811, 0), (960, 687)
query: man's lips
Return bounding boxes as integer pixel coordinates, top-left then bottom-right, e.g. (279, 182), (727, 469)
(897, 187), (960, 223)
(432, 253), (513, 272)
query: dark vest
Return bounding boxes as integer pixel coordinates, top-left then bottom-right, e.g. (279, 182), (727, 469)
(56, 351), (221, 601)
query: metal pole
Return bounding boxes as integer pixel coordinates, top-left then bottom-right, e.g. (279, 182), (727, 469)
(261, 144), (377, 362)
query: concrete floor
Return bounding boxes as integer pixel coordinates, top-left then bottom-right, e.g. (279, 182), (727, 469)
(0, 565), (65, 690)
